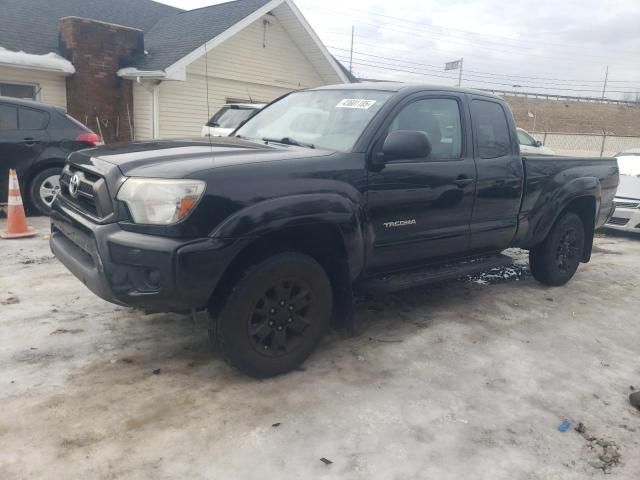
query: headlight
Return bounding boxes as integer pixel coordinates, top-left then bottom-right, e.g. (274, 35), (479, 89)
(117, 178), (205, 225)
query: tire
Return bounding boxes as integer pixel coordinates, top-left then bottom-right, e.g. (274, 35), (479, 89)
(529, 212), (585, 286)
(28, 167), (62, 216)
(210, 252), (333, 378)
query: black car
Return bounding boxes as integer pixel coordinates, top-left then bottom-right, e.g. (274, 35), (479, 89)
(0, 96), (101, 215)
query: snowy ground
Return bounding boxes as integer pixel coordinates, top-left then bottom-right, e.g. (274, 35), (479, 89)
(1, 217), (639, 479)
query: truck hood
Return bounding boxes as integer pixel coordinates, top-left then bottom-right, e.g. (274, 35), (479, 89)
(70, 137), (333, 177)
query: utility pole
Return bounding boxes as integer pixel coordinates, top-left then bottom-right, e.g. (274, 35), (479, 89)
(601, 65), (609, 100)
(349, 25), (354, 73)
(458, 57), (464, 87)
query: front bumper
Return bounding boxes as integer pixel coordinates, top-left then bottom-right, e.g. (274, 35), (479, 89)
(604, 206), (640, 233)
(50, 196), (244, 311)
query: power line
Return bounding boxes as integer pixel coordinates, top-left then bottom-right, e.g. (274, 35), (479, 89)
(336, 56), (639, 94)
(299, 1), (640, 56)
(303, 5), (634, 67)
(323, 30), (638, 76)
(323, 31), (640, 80)
(329, 46), (640, 87)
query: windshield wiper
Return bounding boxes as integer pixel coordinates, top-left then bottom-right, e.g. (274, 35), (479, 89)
(262, 137), (315, 149)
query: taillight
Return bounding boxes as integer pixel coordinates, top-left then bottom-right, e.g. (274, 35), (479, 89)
(76, 132), (103, 146)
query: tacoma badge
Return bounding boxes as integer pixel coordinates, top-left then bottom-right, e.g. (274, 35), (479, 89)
(384, 219), (417, 228)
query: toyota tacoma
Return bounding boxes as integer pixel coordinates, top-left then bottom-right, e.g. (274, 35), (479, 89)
(50, 84), (619, 377)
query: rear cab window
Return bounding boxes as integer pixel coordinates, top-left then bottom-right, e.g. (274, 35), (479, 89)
(471, 100), (512, 158)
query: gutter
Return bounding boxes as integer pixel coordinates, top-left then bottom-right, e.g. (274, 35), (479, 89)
(117, 67), (167, 81)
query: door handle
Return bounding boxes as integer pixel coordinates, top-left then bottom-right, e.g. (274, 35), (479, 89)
(23, 137), (36, 147)
(454, 176), (474, 187)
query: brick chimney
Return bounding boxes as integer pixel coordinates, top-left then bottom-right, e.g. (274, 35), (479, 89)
(59, 17), (144, 143)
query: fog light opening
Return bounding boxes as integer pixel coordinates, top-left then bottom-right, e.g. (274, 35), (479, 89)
(145, 269), (161, 289)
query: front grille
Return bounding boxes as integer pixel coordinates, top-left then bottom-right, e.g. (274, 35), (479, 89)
(614, 200), (640, 209)
(59, 166), (113, 219)
(607, 217), (630, 226)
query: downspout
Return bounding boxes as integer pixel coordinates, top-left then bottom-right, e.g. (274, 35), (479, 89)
(152, 81), (161, 139)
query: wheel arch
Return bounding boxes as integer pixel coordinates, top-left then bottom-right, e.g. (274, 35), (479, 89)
(521, 176), (600, 261)
(209, 222), (360, 330)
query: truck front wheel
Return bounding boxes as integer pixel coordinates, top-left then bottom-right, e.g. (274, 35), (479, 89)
(529, 212), (585, 286)
(210, 252), (333, 378)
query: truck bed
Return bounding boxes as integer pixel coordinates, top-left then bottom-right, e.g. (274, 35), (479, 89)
(514, 155), (618, 248)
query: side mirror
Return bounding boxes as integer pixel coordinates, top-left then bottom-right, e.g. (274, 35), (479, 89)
(382, 130), (432, 161)
(534, 140), (543, 147)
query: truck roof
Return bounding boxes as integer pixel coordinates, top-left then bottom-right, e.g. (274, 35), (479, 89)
(311, 82), (503, 100)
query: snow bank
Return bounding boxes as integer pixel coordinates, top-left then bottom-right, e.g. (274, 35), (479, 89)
(0, 46), (75, 74)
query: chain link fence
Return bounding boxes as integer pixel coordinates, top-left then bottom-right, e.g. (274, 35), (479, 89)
(530, 132), (640, 157)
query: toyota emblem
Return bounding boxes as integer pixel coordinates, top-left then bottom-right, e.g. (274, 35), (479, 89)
(69, 174), (80, 198)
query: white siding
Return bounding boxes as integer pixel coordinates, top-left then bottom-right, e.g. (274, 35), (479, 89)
(0, 66), (67, 108)
(158, 76), (291, 138)
(157, 14), (327, 138)
(272, 2), (345, 85)
(133, 82), (153, 140)
(188, 14), (325, 89)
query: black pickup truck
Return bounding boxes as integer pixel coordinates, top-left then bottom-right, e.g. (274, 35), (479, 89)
(50, 83), (618, 377)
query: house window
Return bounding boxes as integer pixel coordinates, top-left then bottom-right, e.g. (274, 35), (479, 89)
(0, 83), (38, 100)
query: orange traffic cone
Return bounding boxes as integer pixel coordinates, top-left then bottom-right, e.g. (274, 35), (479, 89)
(1, 169), (37, 239)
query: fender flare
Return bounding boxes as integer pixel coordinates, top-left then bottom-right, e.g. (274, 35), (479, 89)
(210, 193), (366, 279)
(526, 176), (601, 247)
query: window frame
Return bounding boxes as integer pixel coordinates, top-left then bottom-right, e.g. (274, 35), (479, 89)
(470, 99), (513, 160)
(371, 93), (468, 164)
(0, 82), (39, 101)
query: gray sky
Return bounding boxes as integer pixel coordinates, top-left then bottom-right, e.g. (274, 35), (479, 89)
(156, 0), (640, 99)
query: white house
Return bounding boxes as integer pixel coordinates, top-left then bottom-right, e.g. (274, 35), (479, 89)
(0, 0), (353, 143)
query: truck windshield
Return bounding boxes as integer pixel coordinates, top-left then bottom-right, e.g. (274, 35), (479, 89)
(235, 89), (393, 151)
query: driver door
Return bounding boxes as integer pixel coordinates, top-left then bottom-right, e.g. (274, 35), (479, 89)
(365, 93), (477, 272)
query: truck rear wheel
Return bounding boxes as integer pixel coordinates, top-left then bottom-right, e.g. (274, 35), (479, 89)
(529, 212), (585, 286)
(210, 252), (333, 378)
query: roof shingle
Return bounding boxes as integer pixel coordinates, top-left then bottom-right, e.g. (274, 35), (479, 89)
(135, 0), (272, 71)
(0, 0), (181, 55)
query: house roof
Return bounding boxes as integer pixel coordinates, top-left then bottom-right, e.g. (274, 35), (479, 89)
(0, 0), (182, 56)
(136, 0), (272, 72)
(0, 0), (351, 83)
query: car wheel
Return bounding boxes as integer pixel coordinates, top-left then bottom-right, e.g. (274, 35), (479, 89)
(28, 167), (62, 216)
(210, 252), (333, 378)
(529, 212), (585, 286)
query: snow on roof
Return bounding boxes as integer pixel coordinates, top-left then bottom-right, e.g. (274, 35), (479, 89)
(0, 46), (75, 75)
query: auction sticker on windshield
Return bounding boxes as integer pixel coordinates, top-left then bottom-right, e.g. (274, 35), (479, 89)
(336, 99), (377, 109)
